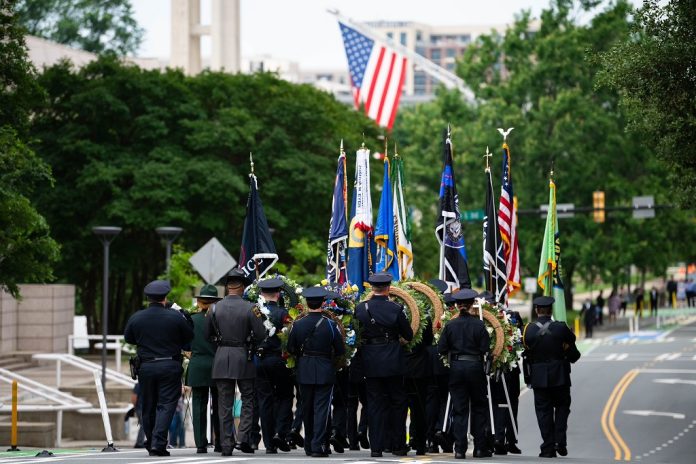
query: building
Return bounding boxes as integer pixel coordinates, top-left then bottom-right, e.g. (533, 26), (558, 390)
(363, 21), (511, 96)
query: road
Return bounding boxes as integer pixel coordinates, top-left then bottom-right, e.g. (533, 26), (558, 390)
(1, 321), (694, 463)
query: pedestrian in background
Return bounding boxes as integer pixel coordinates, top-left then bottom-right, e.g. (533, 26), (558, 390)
(649, 286), (659, 317)
(580, 299), (595, 338)
(619, 288), (628, 317)
(168, 392), (186, 448)
(607, 290), (620, 325)
(595, 290), (604, 326)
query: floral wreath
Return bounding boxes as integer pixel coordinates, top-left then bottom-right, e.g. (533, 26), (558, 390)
(245, 273), (304, 342)
(433, 297), (523, 373)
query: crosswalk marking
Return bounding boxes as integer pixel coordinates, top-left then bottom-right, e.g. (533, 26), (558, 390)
(656, 353), (681, 361)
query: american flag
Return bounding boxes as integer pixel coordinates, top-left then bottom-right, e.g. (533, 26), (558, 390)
(338, 22), (408, 129)
(498, 143), (521, 298)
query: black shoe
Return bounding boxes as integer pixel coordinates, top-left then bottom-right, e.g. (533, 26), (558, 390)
(384, 448), (391, 453)
(506, 443), (522, 454)
(330, 432), (345, 453)
(392, 448), (408, 456)
(358, 431), (370, 450)
(196, 447), (207, 454)
(416, 448), (426, 456)
(266, 448), (278, 454)
(556, 445), (568, 456)
(236, 442), (254, 454)
(349, 444), (360, 451)
(427, 443), (439, 453)
(272, 434), (291, 452)
(148, 449), (170, 457)
(371, 451), (383, 457)
(221, 448), (233, 456)
(494, 443), (507, 455)
(539, 450), (557, 458)
(288, 429), (305, 448)
(311, 452), (329, 458)
(455, 451), (467, 459)
(473, 449), (492, 458)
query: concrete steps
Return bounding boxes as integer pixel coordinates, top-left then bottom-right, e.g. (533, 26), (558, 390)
(0, 421), (56, 448)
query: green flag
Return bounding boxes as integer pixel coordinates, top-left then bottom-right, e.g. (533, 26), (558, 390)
(537, 178), (567, 322)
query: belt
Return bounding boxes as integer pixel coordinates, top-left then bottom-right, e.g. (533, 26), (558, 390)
(302, 350), (331, 358)
(362, 337), (396, 345)
(218, 341), (246, 347)
(141, 355), (182, 363)
(259, 350), (282, 357)
(453, 354), (482, 362)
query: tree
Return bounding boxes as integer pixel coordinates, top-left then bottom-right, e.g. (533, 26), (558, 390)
(598, 0), (696, 206)
(29, 56), (380, 332)
(15, 0), (143, 55)
(0, 2), (59, 297)
(393, 0), (696, 307)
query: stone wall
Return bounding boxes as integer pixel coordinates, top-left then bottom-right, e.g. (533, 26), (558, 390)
(0, 285), (75, 353)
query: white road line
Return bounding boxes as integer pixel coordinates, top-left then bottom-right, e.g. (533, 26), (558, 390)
(667, 353), (681, 360)
(624, 409), (686, 419)
(130, 458), (250, 464)
(654, 378), (696, 386)
(606, 353), (618, 360)
(617, 353), (629, 360)
(640, 368), (696, 374)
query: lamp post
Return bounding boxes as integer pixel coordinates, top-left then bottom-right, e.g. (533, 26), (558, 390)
(155, 227), (183, 276)
(92, 226), (122, 393)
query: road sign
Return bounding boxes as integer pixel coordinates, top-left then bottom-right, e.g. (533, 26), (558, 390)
(524, 277), (537, 294)
(461, 209), (485, 222)
(539, 203), (575, 219)
(189, 237), (237, 285)
(633, 195), (655, 219)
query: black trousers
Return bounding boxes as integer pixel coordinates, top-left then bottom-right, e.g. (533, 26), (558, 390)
(493, 370), (520, 445)
(191, 385), (220, 449)
(406, 377), (429, 450)
(365, 375), (407, 452)
(256, 355), (294, 449)
(533, 385), (571, 453)
(291, 382), (304, 432)
(426, 373), (450, 442)
(331, 370), (349, 438)
(138, 360), (182, 452)
(449, 361), (488, 454)
(300, 383), (333, 454)
(217, 378), (255, 451)
(347, 380), (368, 447)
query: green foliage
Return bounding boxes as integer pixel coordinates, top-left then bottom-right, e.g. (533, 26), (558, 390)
(15, 0), (143, 55)
(275, 238), (325, 286)
(29, 56), (379, 332)
(597, 0), (696, 205)
(158, 245), (201, 310)
(394, 0), (696, 306)
(0, 2), (59, 297)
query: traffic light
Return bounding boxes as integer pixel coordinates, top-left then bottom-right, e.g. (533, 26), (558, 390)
(593, 191), (605, 223)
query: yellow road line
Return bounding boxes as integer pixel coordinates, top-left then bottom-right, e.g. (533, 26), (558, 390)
(601, 369), (639, 460)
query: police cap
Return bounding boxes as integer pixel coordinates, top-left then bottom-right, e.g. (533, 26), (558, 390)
(444, 293), (456, 305)
(144, 280), (171, 299)
(368, 272), (393, 286)
(303, 287), (328, 301)
(452, 288), (479, 302)
(533, 295), (555, 307)
(258, 278), (284, 292)
(226, 268), (250, 286)
(428, 279), (448, 294)
(478, 290), (496, 304)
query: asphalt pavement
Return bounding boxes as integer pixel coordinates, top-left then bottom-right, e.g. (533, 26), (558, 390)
(1, 319), (694, 464)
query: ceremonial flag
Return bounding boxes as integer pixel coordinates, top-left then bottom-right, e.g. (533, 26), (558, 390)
(347, 146), (374, 292)
(537, 178), (567, 322)
(326, 143), (348, 284)
(375, 155), (400, 278)
(498, 143), (521, 299)
(392, 153), (414, 279)
(239, 172), (278, 280)
(435, 129), (471, 290)
(483, 166), (508, 304)
(338, 22), (408, 129)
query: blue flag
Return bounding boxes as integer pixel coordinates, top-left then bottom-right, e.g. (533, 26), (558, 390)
(375, 155), (400, 278)
(347, 146), (374, 293)
(326, 145), (348, 284)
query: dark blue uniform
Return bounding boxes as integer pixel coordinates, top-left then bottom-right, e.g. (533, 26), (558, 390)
(523, 315), (577, 457)
(405, 317), (433, 454)
(255, 301), (294, 452)
(437, 312), (490, 456)
(346, 351), (368, 450)
(124, 303), (193, 454)
(493, 309), (523, 453)
(355, 295), (413, 454)
(287, 312), (344, 455)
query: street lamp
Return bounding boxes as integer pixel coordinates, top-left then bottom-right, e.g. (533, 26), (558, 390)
(155, 227), (183, 276)
(92, 226), (122, 394)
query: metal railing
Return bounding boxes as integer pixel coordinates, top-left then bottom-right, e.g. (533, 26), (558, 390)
(32, 353), (135, 389)
(68, 334), (134, 373)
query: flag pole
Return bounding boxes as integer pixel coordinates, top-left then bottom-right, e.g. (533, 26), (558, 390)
(249, 152), (261, 281)
(476, 299), (496, 436)
(547, 168), (554, 297)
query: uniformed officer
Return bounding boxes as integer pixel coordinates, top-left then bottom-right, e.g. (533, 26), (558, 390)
(437, 288), (492, 459)
(186, 284), (222, 454)
(346, 350), (369, 450)
(523, 296), (579, 458)
(255, 278), (294, 454)
(355, 272), (413, 458)
(124, 280), (193, 457)
(287, 287), (345, 457)
(206, 268), (267, 456)
(405, 302), (434, 455)
(430, 291), (455, 453)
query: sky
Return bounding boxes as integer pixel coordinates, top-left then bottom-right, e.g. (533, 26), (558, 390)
(131, 0), (559, 69)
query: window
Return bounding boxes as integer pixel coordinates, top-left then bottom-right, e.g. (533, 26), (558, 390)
(446, 48), (456, 58)
(459, 34), (471, 44)
(416, 31), (422, 42)
(386, 32), (393, 39)
(400, 32), (407, 46)
(446, 62), (455, 71)
(430, 49), (441, 60)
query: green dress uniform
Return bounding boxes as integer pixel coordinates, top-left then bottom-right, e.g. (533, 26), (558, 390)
(186, 310), (221, 452)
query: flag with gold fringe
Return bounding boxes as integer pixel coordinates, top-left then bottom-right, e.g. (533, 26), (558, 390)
(537, 177), (567, 322)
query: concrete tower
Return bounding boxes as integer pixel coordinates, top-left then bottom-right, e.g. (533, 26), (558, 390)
(170, 0), (240, 75)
